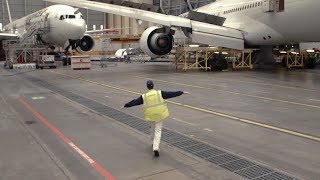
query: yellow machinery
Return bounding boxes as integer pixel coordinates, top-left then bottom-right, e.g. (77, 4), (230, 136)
(231, 49), (253, 71)
(285, 51), (306, 69)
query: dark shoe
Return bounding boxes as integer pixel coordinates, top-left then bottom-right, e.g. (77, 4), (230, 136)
(154, 150), (159, 157)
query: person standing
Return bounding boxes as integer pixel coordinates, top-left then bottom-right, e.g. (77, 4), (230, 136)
(123, 80), (187, 157)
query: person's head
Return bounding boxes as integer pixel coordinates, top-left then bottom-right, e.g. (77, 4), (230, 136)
(146, 80), (154, 90)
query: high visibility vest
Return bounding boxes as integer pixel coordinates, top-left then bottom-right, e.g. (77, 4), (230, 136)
(142, 89), (169, 121)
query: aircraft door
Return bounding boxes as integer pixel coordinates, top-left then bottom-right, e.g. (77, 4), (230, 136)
(263, 0), (285, 12)
(276, 0), (285, 12)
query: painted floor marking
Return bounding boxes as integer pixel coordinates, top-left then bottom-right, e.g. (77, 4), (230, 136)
(134, 76), (320, 109)
(309, 99), (320, 102)
(49, 71), (320, 142)
(179, 73), (320, 93)
(203, 128), (213, 132)
(172, 117), (198, 126)
(19, 98), (116, 180)
(31, 96), (46, 100)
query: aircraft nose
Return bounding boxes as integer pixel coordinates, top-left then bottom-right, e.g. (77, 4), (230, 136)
(68, 20), (86, 39)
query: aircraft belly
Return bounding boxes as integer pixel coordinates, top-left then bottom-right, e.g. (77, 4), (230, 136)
(42, 27), (66, 47)
(224, 15), (285, 46)
(254, 0), (320, 43)
(221, 0), (320, 45)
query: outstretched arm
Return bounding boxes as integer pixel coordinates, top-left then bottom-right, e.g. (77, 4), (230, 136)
(124, 96), (143, 108)
(161, 91), (184, 99)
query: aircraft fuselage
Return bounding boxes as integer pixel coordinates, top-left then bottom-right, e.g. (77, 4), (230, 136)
(197, 0), (320, 45)
(3, 5), (86, 48)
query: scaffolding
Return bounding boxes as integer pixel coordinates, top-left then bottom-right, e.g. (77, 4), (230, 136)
(285, 51), (305, 69)
(2, 17), (51, 69)
(231, 49), (253, 71)
(100, 38), (117, 67)
(172, 47), (210, 71)
(3, 40), (48, 69)
(172, 46), (253, 72)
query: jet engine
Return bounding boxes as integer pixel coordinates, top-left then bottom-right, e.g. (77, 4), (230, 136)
(75, 35), (95, 53)
(140, 26), (174, 57)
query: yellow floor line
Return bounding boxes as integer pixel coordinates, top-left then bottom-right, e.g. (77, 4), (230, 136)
(50, 71), (320, 142)
(178, 73), (320, 93)
(134, 76), (320, 109)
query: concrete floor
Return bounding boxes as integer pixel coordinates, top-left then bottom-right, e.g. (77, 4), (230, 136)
(0, 62), (319, 179)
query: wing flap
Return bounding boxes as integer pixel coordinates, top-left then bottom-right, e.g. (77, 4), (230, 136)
(189, 21), (244, 50)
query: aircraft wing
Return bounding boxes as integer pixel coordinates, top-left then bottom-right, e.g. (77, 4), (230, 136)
(0, 33), (18, 40)
(44, 0), (244, 50)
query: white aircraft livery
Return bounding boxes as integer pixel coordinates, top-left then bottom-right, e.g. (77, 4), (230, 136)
(43, 0), (320, 58)
(0, 4), (94, 53)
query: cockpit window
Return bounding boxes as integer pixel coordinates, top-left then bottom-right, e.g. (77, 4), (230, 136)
(60, 15), (77, 20)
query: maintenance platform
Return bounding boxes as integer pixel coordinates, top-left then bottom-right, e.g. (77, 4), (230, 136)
(0, 62), (319, 180)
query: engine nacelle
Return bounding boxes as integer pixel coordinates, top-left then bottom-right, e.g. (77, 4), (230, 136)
(75, 35), (95, 53)
(140, 26), (174, 57)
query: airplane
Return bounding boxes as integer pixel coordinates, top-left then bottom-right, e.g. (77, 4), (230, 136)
(0, 4), (94, 53)
(43, 0), (320, 65)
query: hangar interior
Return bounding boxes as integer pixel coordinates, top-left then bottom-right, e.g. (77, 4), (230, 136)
(0, 1), (320, 180)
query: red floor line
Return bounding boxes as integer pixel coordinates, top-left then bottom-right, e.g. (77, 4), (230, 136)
(19, 98), (116, 180)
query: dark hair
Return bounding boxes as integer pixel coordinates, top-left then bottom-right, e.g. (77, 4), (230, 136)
(146, 80), (154, 90)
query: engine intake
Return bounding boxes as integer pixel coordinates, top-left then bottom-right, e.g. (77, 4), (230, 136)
(140, 26), (174, 57)
(76, 35), (95, 53)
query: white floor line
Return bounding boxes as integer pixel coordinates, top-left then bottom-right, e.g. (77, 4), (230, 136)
(203, 128), (213, 132)
(309, 99), (320, 102)
(171, 117), (198, 126)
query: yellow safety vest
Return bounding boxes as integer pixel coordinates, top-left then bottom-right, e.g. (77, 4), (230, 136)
(142, 89), (169, 121)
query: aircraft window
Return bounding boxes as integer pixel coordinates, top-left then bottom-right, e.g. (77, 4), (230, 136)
(68, 15), (76, 19)
(59, 15), (65, 20)
(255, 2), (258, 7)
(80, 15), (84, 19)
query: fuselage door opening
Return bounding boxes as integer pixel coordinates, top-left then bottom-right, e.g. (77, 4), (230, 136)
(263, 0), (285, 12)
